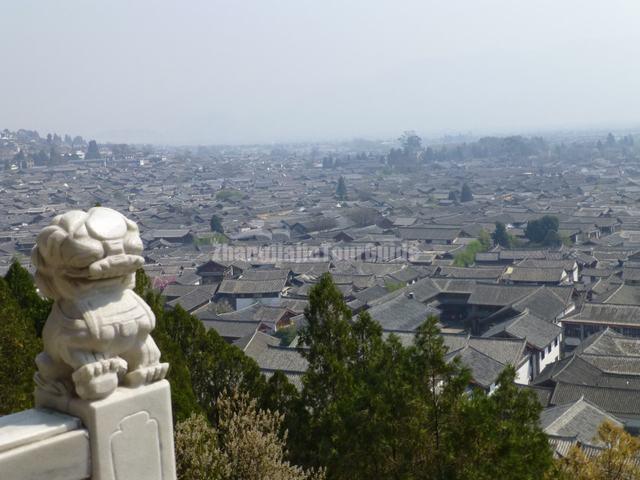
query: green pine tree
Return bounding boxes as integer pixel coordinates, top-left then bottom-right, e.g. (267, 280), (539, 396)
(336, 176), (347, 200)
(0, 277), (41, 414)
(492, 222), (512, 248)
(460, 183), (474, 202)
(294, 273), (553, 479)
(5, 260), (52, 337)
(210, 214), (224, 234)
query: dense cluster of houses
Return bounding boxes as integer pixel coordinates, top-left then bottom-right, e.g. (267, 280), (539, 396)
(3, 128), (640, 456)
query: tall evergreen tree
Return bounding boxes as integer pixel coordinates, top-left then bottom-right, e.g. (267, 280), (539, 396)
(86, 140), (100, 159)
(295, 274), (553, 480)
(460, 183), (474, 202)
(606, 132), (616, 146)
(454, 368), (553, 480)
(5, 260), (52, 337)
(492, 222), (511, 248)
(210, 214), (224, 234)
(335, 176), (347, 200)
(135, 269), (271, 422)
(134, 269), (201, 421)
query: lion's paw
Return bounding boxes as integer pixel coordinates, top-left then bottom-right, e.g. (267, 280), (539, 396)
(124, 362), (169, 387)
(72, 357), (128, 400)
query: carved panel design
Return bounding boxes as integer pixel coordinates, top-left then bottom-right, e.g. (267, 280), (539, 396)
(110, 411), (162, 479)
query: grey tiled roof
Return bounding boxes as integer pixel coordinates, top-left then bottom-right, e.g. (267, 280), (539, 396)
(386, 331), (525, 388)
(275, 262), (330, 276)
(601, 284), (640, 305)
(441, 334), (527, 387)
(535, 335), (640, 391)
(579, 328), (640, 356)
(465, 336), (527, 366)
(149, 229), (191, 239)
(512, 287), (572, 321)
(166, 287), (214, 312)
(566, 303), (640, 327)
(277, 298), (308, 313)
(367, 295), (438, 332)
(454, 347), (505, 388)
(353, 285), (389, 304)
(242, 332), (308, 374)
(468, 284), (539, 307)
(201, 319), (260, 340)
(503, 266), (566, 283)
(331, 273), (376, 290)
(483, 309), (561, 350)
(240, 268), (290, 281)
(437, 266), (505, 280)
(398, 227), (461, 241)
(218, 277), (286, 295)
(541, 397), (622, 445)
(162, 284), (199, 299)
(196, 302), (260, 321)
(519, 384), (554, 407)
(551, 382), (640, 418)
(518, 259), (577, 270)
(583, 356), (640, 376)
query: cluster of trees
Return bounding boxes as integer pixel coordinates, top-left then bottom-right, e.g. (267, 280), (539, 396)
(7, 129), (85, 147)
(492, 222), (518, 248)
(322, 157), (335, 169)
(601, 132), (634, 148)
(85, 140), (100, 159)
(290, 274), (552, 479)
(454, 230), (491, 266)
(6, 147), (70, 170)
(397, 134), (548, 167)
(175, 391), (324, 480)
(525, 215), (562, 247)
(2, 129), (93, 169)
(343, 207), (381, 227)
(215, 189), (245, 202)
(4, 261), (640, 479)
(453, 223), (521, 260)
(387, 131), (423, 172)
(450, 183), (474, 203)
(44, 132), (85, 147)
(386, 131), (639, 172)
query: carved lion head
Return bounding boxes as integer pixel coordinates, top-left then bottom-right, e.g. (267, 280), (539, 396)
(32, 207), (145, 300)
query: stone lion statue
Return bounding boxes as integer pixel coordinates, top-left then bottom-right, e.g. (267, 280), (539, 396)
(32, 207), (168, 400)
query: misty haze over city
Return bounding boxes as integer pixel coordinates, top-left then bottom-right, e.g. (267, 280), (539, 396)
(2, 0), (640, 144)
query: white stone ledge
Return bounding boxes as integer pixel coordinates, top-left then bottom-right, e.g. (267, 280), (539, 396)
(0, 409), (90, 480)
(0, 409), (82, 453)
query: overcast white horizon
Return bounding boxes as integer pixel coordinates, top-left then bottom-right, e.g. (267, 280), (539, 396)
(2, 0), (640, 145)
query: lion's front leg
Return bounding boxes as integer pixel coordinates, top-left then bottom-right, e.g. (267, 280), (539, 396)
(64, 348), (128, 400)
(121, 335), (169, 387)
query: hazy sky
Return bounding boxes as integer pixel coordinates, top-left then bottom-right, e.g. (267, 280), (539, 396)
(2, 0), (640, 144)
